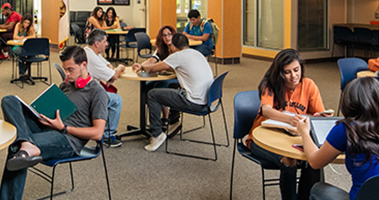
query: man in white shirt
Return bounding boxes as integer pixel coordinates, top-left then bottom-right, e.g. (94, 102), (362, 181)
(84, 29), (125, 147)
(132, 33), (213, 152)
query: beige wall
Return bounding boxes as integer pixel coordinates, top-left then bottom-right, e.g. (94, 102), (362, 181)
(349, 0), (379, 23)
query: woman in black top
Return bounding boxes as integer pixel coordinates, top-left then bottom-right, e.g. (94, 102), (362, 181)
(104, 7), (121, 59)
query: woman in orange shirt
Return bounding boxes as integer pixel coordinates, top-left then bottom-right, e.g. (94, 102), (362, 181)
(246, 49), (333, 200)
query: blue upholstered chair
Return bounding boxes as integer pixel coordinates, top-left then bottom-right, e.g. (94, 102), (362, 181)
(355, 175), (379, 200)
(134, 32), (152, 63)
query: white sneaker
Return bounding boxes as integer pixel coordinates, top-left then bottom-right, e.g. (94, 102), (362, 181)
(144, 132), (167, 152)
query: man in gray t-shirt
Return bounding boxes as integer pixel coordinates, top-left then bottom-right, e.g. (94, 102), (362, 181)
(132, 33), (213, 152)
(0, 46), (108, 200)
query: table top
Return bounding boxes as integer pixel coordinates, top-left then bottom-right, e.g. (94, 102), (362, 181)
(0, 29), (6, 32)
(150, 39), (202, 47)
(333, 23), (379, 31)
(0, 120), (17, 150)
(252, 126), (345, 164)
(357, 70), (375, 78)
(106, 29), (129, 35)
(120, 67), (176, 81)
(7, 39), (25, 46)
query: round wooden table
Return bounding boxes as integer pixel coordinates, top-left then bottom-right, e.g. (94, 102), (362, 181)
(117, 67), (176, 139)
(105, 30), (130, 63)
(150, 38), (202, 47)
(7, 39), (25, 46)
(0, 120), (17, 150)
(252, 126), (345, 164)
(357, 70), (375, 78)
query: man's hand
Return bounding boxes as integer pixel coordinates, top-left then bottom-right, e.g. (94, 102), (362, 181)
(117, 64), (126, 72)
(38, 110), (65, 131)
(132, 63), (142, 72)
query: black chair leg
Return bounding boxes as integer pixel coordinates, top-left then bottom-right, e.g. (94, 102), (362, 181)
(101, 145), (112, 200)
(230, 140), (237, 200)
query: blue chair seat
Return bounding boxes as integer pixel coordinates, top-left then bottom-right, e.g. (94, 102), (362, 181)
(42, 146), (99, 167)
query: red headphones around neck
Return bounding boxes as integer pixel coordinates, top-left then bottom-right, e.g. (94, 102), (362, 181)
(65, 74), (91, 89)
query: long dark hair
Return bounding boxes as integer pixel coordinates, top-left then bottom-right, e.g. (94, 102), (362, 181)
(18, 13), (35, 36)
(155, 25), (177, 60)
(91, 6), (104, 25)
(258, 49), (304, 110)
(105, 7), (117, 22)
(340, 77), (379, 165)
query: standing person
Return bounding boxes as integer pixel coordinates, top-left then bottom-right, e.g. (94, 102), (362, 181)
(104, 7), (120, 59)
(0, 2), (21, 59)
(12, 13), (36, 77)
(298, 77), (379, 200)
(0, 45), (108, 200)
(182, 9), (213, 57)
(245, 49), (334, 200)
(84, 29), (125, 147)
(135, 25), (180, 135)
(132, 33), (213, 152)
(84, 7), (116, 40)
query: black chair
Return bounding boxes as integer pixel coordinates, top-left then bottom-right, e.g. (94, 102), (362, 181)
(372, 30), (379, 52)
(135, 32), (152, 63)
(165, 70), (230, 161)
(12, 38), (52, 88)
(119, 28), (146, 62)
(354, 27), (375, 58)
(71, 24), (86, 45)
(53, 63), (66, 81)
(28, 138), (111, 200)
(355, 175), (379, 200)
(332, 26), (355, 58)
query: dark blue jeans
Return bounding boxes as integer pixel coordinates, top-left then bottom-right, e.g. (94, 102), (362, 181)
(0, 95), (75, 200)
(250, 141), (321, 200)
(194, 44), (213, 57)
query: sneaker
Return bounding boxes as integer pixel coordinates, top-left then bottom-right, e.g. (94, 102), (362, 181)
(144, 132), (167, 152)
(167, 120), (181, 138)
(103, 136), (122, 148)
(0, 52), (5, 60)
(3, 52), (9, 59)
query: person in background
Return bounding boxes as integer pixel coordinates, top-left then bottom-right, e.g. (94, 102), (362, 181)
(12, 13), (36, 77)
(104, 7), (121, 59)
(135, 25), (181, 136)
(84, 7), (116, 40)
(245, 49), (334, 200)
(0, 3), (21, 59)
(84, 29), (125, 147)
(297, 77), (379, 200)
(0, 45), (108, 200)
(368, 57), (379, 72)
(132, 33), (213, 152)
(182, 9), (213, 57)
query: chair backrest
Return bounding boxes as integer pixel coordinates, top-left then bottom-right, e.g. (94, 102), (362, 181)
(20, 38), (50, 58)
(354, 27), (374, 44)
(76, 11), (91, 22)
(355, 175), (379, 200)
(53, 63), (66, 81)
(372, 30), (379, 46)
(233, 91), (260, 139)
(333, 26), (354, 44)
(70, 11), (76, 23)
(337, 58), (368, 91)
(135, 32), (152, 55)
(71, 24), (84, 44)
(125, 28), (146, 44)
(207, 70), (230, 108)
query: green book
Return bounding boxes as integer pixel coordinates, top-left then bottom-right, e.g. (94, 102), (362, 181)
(16, 84), (78, 121)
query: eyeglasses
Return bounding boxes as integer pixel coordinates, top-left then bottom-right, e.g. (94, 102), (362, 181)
(162, 33), (172, 38)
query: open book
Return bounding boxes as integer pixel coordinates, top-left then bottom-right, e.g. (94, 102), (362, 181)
(16, 84), (77, 121)
(261, 111), (305, 136)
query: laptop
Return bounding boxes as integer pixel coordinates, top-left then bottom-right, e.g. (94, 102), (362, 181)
(309, 117), (344, 147)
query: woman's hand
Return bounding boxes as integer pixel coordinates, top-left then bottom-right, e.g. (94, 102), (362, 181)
(297, 117), (310, 136)
(132, 63), (142, 72)
(289, 114), (303, 127)
(38, 110), (64, 131)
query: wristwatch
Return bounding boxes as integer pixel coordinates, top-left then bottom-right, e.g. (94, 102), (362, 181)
(60, 124), (67, 134)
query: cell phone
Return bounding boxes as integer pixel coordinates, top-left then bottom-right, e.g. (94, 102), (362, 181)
(292, 144), (304, 152)
(320, 110), (334, 115)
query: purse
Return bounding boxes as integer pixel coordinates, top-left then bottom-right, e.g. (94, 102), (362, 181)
(100, 81), (118, 93)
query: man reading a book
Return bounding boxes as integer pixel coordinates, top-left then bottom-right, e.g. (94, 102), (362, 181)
(0, 45), (108, 200)
(84, 28), (125, 147)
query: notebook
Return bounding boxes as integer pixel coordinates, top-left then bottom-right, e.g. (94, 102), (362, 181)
(309, 117), (343, 147)
(16, 84), (78, 121)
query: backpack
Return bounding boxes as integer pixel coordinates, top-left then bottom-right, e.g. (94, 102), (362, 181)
(189, 18), (220, 45)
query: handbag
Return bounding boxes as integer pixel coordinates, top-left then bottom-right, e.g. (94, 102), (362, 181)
(100, 81), (118, 93)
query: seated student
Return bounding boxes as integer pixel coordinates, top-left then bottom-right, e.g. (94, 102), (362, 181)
(245, 49), (334, 200)
(0, 45), (108, 200)
(84, 29), (125, 147)
(298, 77), (379, 200)
(84, 7), (116, 40)
(368, 57), (379, 72)
(0, 3), (21, 59)
(12, 13), (36, 77)
(182, 9), (213, 57)
(135, 25), (180, 135)
(132, 33), (213, 151)
(104, 7), (120, 59)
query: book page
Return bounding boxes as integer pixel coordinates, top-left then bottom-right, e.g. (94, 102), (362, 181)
(15, 96), (41, 119)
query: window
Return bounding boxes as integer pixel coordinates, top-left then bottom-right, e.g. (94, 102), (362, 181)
(176, 0), (207, 33)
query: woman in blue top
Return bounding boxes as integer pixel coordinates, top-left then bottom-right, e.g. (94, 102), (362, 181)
(297, 77), (379, 200)
(12, 13), (36, 77)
